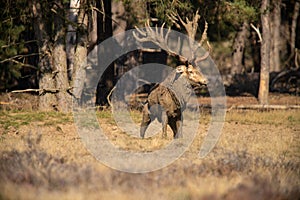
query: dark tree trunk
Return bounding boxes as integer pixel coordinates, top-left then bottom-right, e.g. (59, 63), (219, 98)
(231, 22), (249, 74)
(259, 0), (271, 105)
(96, 0), (114, 106)
(291, 1), (300, 57)
(269, 0), (281, 72)
(250, 31), (261, 73)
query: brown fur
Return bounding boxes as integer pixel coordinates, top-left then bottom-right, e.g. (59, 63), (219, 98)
(140, 65), (207, 139)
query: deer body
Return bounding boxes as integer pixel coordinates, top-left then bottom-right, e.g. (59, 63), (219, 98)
(140, 65), (207, 139)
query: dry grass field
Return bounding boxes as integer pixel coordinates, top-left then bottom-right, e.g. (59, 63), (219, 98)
(0, 95), (299, 200)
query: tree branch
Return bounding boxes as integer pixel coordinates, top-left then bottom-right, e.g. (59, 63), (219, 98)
(0, 53), (40, 63)
(0, 58), (37, 69)
(1, 40), (39, 49)
(91, 6), (126, 31)
(250, 23), (262, 43)
(107, 86), (115, 108)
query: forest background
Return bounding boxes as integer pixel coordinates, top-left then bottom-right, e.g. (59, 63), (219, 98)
(0, 0), (299, 110)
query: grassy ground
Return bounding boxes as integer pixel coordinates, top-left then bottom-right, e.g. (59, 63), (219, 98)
(0, 108), (299, 199)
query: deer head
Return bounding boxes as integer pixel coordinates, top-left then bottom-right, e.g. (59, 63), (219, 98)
(176, 64), (208, 86)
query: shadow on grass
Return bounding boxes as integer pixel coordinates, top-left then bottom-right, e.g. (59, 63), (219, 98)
(0, 134), (108, 191)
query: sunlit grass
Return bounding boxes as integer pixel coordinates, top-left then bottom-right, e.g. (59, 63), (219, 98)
(0, 111), (72, 132)
(226, 109), (300, 125)
(1, 109), (298, 132)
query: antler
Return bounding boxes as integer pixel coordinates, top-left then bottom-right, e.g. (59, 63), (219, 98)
(133, 20), (185, 60)
(168, 10), (200, 40)
(168, 10), (212, 54)
(133, 20), (209, 64)
(133, 10), (209, 64)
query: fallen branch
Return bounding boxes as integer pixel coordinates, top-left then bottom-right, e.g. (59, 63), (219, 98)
(11, 87), (73, 95)
(11, 89), (57, 93)
(129, 93), (300, 110)
(0, 102), (11, 105)
(228, 104), (300, 110)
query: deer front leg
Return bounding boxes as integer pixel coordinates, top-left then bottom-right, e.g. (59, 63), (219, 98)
(140, 104), (151, 138)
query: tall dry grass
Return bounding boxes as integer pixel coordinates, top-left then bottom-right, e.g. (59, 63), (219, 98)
(0, 109), (299, 199)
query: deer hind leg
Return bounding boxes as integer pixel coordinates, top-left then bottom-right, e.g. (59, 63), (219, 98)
(169, 116), (182, 139)
(174, 119), (183, 138)
(168, 118), (178, 138)
(161, 111), (168, 138)
(140, 104), (151, 138)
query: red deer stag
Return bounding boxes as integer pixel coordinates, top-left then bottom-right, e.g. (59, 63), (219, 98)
(134, 12), (210, 138)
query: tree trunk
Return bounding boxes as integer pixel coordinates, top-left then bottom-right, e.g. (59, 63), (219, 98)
(269, 0), (281, 72)
(258, 0), (271, 105)
(73, 46), (87, 100)
(96, 0), (114, 106)
(72, 2), (88, 100)
(88, 2), (98, 53)
(53, 44), (70, 112)
(66, 0), (80, 80)
(38, 51), (58, 111)
(31, 0), (71, 112)
(53, 2), (71, 112)
(291, 1), (300, 57)
(31, 0), (57, 111)
(231, 22), (249, 74)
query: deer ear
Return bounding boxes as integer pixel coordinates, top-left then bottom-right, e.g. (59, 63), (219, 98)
(187, 64), (195, 72)
(176, 65), (186, 73)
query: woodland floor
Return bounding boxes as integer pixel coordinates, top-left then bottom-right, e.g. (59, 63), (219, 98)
(0, 93), (299, 200)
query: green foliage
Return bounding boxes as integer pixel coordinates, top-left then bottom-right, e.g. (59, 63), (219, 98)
(0, 0), (31, 90)
(122, 0), (259, 42)
(148, 0), (194, 26)
(0, 0), (71, 90)
(202, 0), (259, 41)
(122, 0), (194, 27)
(222, 0), (258, 27)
